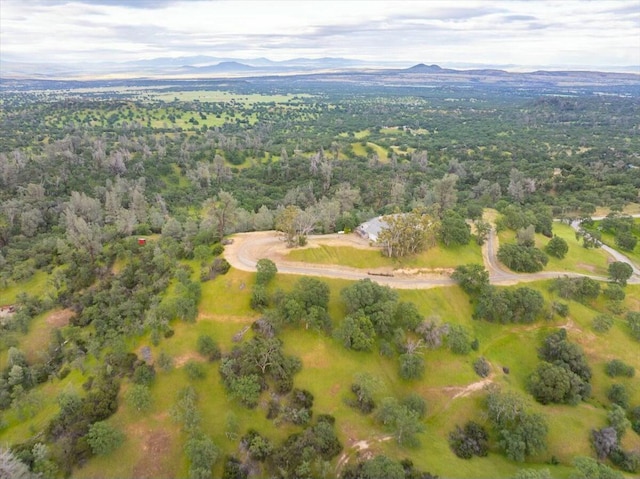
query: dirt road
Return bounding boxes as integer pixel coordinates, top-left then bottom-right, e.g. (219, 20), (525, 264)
(224, 228), (640, 288)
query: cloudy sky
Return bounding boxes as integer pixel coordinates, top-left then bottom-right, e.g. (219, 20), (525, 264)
(1, 0), (639, 70)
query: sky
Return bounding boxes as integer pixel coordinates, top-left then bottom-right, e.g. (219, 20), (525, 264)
(1, 0), (639, 70)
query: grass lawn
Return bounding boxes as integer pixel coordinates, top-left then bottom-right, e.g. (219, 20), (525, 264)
(286, 241), (483, 270)
(544, 223), (610, 276)
(0, 270), (50, 305)
(588, 219), (640, 267)
(497, 226), (610, 276)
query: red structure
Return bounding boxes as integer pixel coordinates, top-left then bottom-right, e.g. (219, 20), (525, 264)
(138, 238), (146, 246)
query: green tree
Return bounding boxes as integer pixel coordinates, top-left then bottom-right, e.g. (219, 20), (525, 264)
(447, 324), (472, 354)
(545, 236), (568, 259)
(205, 190), (239, 241)
(449, 421), (489, 459)
(474, 219), (492, 245)
(608, 404), (631, 439)
(516, 225), (536, 247)
(573, 456), (623, 479)
(627, 311), (640, 340)
(377, 209), (438, 258)
(275, 205), (316, 247)
(605, 359), (635, 378)
(127, 384), (152, 412)
(255, 258), (277, 285)
(498, 243), (548, 273)
(399, 353), (425, 380)
(528, 361), (584, 405)
(608, 261), (633, 286)
(615, 231), (637, 251)
(185, 433), (220, 479)
(485, 387), (548, 462)
(337, 313), (376, 351)
(197, 335), (221, 361)
(352, 455), (405, 479)
(86, 421), (125, 456)
(452, 264), (489, 296)
(607, 383), (629, 408)
(439, 210), (471, 246)
(375, 397), (425, 447)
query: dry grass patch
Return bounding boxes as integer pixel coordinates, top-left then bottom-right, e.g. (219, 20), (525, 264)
(45, 308), (74, 327)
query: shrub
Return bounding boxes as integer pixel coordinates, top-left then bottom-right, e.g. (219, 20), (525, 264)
(545, 236), (568, 259)
(607, 384), (629, 409)
(551, 302), (569, 317)
(592, 314), (614, 333)
(605, 359), (635, 378)
(157, 351), (174, 371)
(197, 335), (221, 361)
(132, 363), (156, 385)
(399, 353), (425, 380)
(609, 447), (640, 473)
(448, 421), (489, 459)
(401, 393), (427, 419)
(592, 427), (618, 460)
(627, 312), (640, 341)
(447, 324), (472, 355)
(86, 421), (125, 456)
(473, 357), (491, 378)
(604, 284), (626, 301)
(498, 244), (548, 273)
(255, 258), (277, 285)
(185, 361), (207, 381)
(630, 406), (640, 435)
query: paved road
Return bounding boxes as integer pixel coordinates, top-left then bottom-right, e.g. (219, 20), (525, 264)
(225, 225), (640, 289)
(570, 217), (640, 277)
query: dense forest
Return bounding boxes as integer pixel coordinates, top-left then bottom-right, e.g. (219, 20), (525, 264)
(1, 77), (639, 479)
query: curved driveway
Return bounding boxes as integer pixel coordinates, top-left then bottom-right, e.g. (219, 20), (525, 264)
(225, 227), (640, 289)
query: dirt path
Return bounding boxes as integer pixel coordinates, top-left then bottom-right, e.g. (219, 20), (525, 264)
(335, 435), (393, 474)
(224, 228), (639, 289)
(224, 231), (454, 289)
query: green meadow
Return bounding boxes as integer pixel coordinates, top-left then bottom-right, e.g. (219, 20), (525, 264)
(286, 241), (483, 270)
(498, 224), (611, 276)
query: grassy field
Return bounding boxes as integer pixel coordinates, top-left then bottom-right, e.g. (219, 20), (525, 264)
(286, 241), (483, 270)
(498, 224), (611, 276)
(0, 270), (50, 305)
(3, 256), (640, 478)
(589, 218), (640, 267)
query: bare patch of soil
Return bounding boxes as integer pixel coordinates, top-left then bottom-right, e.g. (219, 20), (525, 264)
(335, 435), (393, 473)
(394, 267), (454, 277)
(197, 313), (254, 324)
(329, 383), (341, 396)
(452, 376), (494, 399)
(45, 308), (74, 327)
(174, 351), (205, 368)
(131, 427), (174, 479)
(577, 263), (597, 273)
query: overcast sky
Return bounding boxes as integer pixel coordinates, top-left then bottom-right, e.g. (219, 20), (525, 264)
(2, 0), (639, 70)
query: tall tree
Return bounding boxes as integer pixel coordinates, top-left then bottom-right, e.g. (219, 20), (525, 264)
(205, 190), (239, 240)
(377, 209), (438, 258)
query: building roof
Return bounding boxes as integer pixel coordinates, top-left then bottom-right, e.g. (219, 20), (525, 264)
(358, 216), (389, 242)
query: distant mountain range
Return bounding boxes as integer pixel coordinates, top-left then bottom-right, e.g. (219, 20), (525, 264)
(1, 56), (638, 89)
(0, 56), (391, 80)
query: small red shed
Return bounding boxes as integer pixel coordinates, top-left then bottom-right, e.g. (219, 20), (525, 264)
(138, 238), (147, 246)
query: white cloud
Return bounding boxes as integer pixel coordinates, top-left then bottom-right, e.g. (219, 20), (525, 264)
(1, 0), (638, 69)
